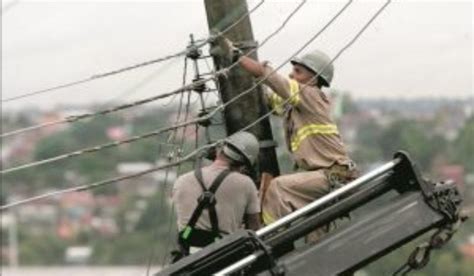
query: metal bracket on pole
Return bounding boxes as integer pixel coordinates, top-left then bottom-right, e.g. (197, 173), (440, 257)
(234, 40), (259, 50)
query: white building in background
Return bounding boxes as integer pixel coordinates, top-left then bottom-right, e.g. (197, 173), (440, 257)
(64, 246), (92, 265)
(116, 161), (177, 197)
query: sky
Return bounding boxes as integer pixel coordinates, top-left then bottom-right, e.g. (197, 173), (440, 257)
(1, 0), (473, 111)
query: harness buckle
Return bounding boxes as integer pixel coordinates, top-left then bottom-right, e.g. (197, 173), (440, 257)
(198, 191), (217, 206)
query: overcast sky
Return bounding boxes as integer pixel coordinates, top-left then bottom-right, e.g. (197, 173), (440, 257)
(2, 0), (473, 111)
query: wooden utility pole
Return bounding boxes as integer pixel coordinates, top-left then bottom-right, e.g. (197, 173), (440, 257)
(204, 0), (280, 180)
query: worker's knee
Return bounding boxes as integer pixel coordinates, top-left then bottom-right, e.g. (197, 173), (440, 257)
(265, 178), (281, 201)
(271, 174), (294, 192)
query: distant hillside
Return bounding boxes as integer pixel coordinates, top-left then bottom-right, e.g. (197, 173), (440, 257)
(355, 97), (473, 114)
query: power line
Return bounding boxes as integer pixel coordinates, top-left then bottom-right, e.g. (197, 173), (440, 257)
(1, 58), (181, 103)
(0, 144), (215, 211)
(158, 82), (199, 267)
(0, 0), (265, 103)
(104, 57), (181, 105)
(161, 58), (189, 107)
(0, 77), (212, 138)
(213, 0), (354, 112)
(0, 0), (302, 139)
(0, 0), (342, 175)
(217, 0), (265, 36)
(0, 117), (200, 175)
(2, 0), (361, 193)
(210, 0), (308, 76)
(145, 58), (191, 275)
(241, 0), (392, 133)
(0, 0), (391, 211)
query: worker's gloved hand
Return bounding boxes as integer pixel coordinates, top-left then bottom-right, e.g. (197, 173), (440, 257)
(210, 30), (243, 62)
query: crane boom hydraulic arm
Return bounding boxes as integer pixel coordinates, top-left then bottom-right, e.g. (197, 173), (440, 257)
(156, 151), (464, 276)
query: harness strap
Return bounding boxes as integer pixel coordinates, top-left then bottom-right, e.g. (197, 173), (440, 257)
(194, 157), (206, 191)
(207, 169), (231, 237)
(182, 158), (208, 232)
(181, 162), (232, 247)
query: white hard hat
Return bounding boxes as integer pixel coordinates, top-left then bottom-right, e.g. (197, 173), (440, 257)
(222, 131), (259, 166)
(291, 50), (334, 87)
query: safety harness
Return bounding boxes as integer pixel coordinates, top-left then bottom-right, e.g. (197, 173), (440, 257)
(172, 162), (232, 262)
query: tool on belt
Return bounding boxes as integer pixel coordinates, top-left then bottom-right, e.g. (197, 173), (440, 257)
(324, 162), (359, 191)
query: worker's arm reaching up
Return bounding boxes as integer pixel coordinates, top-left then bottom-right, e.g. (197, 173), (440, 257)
(238, 55), (265, 78)
(215, 36), (296, 102)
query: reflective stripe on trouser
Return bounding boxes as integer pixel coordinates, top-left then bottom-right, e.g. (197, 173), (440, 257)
(261, 170), (331, 242)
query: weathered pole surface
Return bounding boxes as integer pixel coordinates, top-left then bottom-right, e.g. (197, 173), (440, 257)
(204, 0), (280, 180)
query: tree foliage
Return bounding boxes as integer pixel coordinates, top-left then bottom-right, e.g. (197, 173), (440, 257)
(452, 116), (474, 172)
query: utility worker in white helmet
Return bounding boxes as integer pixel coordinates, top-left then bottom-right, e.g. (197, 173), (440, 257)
(171, 131), (261, 261)
(216, 37), (358, 243)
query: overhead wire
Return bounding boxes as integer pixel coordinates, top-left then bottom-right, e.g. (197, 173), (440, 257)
(0, 143), (215, 211)
(159, 90), (194, 266)
(158, 73), (206, 266)
(145, 57), (190, 275)
(190, 0), (353, 124)
(0, 0), (299, 139)
(0, 0), (343, 207)
(0, 77), (212, 139)
(1, 0), (265, 103)
(0, 76), (213, 139)
(103, 58), (181, 106)
(239, 0), (392, 135)
(0, 0), (310, 173)
(161, 58), (189, 107)
(0, 0), (391, 210)
(203, 58), (220, 97)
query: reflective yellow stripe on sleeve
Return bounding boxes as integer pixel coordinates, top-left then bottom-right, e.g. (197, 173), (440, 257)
(268, 93), (285, 115)
(269, 93), (284, 107)
(290, 124), (339, 152)
(288, 79), (300, 106)
(266, 80), (300, 115)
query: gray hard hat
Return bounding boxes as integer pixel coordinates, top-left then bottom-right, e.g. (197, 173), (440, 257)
(291, 50), (334, 87)
(223, 131), (259, 166)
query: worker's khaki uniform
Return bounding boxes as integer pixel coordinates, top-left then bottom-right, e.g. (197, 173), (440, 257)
(259, 62), (358, 242)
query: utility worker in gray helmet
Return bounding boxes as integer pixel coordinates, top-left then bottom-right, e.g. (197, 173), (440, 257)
(171, 131), (261, 261)
(215, 37), (358, 243)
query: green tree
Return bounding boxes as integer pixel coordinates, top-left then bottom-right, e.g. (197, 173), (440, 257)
(353, 119), (383, 165)
(91, 189), (177, 265)
(18, 233), (68, 265)
(375, 120), (447, 170)
(452, 116), (474, 173)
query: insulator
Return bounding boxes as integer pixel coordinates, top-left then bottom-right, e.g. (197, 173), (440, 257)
(197, 110), (212, 127)
(186, 46), (202, 60)
(192, 78), (207, 93)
